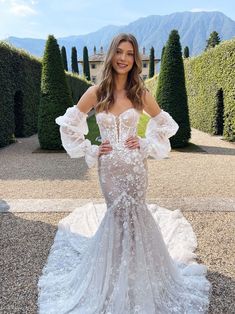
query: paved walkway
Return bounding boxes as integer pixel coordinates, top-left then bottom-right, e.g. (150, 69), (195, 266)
(0, 128), (235, 313)
(0, 128), (234, 212)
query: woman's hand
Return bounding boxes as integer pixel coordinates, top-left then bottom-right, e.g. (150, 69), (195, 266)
(98, 140), (113, 157)
(124, 136), (140, 149)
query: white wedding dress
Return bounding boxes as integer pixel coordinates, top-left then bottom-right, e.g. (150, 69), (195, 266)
(37, 106), (212, 314)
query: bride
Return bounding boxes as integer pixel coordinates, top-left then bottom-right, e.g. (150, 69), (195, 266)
(37, 33), (212, 313)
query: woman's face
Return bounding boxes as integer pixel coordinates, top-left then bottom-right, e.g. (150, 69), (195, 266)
(111, 41), (135, 75)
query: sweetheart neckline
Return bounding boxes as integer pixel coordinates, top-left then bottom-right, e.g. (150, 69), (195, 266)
(96, 107), (140, 118)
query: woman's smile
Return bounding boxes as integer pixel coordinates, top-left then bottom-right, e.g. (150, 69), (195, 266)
(117, 62), (128, 68)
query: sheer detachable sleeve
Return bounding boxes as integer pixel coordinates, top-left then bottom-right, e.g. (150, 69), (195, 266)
(138, 109), (179, 160)
(55, 105), (99, 168)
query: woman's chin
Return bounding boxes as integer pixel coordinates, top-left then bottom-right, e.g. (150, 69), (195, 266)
(114, 69), (130, 75)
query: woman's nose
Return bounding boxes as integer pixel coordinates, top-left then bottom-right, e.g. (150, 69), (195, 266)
(120, 53), (126, 61)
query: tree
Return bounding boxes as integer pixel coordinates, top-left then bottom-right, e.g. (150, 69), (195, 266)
(148, 46), (155, 78)
(183, 46), (189, 58)
(205, 31), (221, 51)
(61, 46), (68, 71)
(38, 35), (73, 149)
(161, 46), (165, 60)
(156, 29), (191, 148)
(71, 46), (79, 74)
(83, 46), (91, 81)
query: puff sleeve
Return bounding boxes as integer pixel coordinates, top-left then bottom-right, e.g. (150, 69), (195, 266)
(138, 109), (179, 160)
(55, 105), (99, 168)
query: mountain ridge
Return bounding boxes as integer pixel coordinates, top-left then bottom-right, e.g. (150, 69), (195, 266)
(3, 11), (235, 63)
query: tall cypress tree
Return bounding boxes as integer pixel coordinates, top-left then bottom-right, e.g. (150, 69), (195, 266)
(61, 46), (68, 71)
(38, 35), (72, 149)
(71, 46), (79, 73)
(205, 31), (221, 51)
(183, 46), (189, 58)
(148, 46), (155, 78)
(156, 29), (190, 148)
(83, 46), (90, 81)
(161, 46), (165, 61)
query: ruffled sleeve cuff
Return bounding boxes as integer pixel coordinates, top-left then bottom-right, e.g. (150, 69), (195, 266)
(138, 109), (179, 160)
(55, 105), (99, 168)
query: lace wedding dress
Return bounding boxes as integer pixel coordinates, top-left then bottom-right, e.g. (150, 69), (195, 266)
(37, 106), (212, 314)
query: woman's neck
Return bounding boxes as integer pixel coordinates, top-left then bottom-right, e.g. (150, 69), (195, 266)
(114, 73), (128, 92)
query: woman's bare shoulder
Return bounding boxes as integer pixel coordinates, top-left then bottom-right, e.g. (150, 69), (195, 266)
(87, 84), (100, 95)
(76, 84), (100, 113)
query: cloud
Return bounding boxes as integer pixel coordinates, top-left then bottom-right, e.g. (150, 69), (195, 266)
(190, 8), (218, 13)
(0, 0), (38, 17)
(9, 1), (37, 16)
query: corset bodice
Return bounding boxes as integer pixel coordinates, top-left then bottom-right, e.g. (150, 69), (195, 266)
(95, 108), (141, 148)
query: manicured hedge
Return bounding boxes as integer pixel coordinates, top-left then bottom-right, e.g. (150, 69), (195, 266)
(0, 41), (41, 147)
(66, 72), (92, 104)
(145, 38), (235, 142)
(145, 74), (158, 97)
(184, 38), (235, 141)
(0, 41), (92, 148)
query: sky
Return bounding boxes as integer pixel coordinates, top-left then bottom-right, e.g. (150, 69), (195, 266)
(0, 0), (235, 40)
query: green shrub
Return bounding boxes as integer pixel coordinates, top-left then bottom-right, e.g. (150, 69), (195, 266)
(184, 38), (235, 141)
(156, 29), (190, 148)
(38, 35), (73, 149)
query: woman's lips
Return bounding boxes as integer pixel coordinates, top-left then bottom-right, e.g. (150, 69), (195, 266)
(117, 63), (128, 68)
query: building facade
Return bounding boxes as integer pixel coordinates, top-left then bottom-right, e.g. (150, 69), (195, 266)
(78, 46), (160, 84)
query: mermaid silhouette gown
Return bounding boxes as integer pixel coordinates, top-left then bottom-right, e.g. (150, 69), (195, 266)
(37, 106), (212, 313)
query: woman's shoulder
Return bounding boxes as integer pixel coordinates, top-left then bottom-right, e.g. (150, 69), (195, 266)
(87, 84), (100, 95)
(82, 85), (100, 104)
(76, 84), (100, 112)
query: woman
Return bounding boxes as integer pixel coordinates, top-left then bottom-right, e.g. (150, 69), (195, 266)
(37, 33), (211, 313)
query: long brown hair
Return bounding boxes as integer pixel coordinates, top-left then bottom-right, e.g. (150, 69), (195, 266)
(96, 33), (147, 113)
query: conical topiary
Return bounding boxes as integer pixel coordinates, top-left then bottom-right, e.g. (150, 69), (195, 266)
(156, 29), (191, 148)
(149, 46), (155, 78)
(183, 46), (189, 58)
(38, 34), (73, 149)
(83, 46), (90, 81)
(71, 46), (79, 74)
(161, 46), (165, 60)
(61, 46), (68, 71)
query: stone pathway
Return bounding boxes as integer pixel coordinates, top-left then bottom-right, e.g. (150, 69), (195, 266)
(0, 128), (234, 212)
(0, 127), (235, 313)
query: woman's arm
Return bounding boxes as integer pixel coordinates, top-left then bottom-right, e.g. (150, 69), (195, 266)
(55, 86), (100, 168)
(142, 89), (162, 117)
(75, 85), (98, 113)
(138, 89), (179, 160)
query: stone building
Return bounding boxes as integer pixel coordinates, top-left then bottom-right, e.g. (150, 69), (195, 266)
(78, 46), (160, 84)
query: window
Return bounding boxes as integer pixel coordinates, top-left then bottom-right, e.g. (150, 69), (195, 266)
(142, 75), (147, 80)
(91, 63), (96, 69)
(143, 62), (147, 68)
(92, 76), (96, 83)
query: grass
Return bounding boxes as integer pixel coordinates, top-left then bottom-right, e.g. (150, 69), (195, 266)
(86, 114), (101, 145)
(137, 113), (150, 138)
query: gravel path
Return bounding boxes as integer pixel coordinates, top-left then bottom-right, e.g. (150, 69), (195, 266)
(0, 128), (235, 313)
(1, 211), (234, 314)
(0, 129), (234, 202)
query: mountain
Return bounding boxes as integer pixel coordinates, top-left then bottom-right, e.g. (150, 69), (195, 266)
(4, 11), (235, 64)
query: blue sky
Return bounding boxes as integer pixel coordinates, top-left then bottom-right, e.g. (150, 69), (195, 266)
(1, 0), (235, 39)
